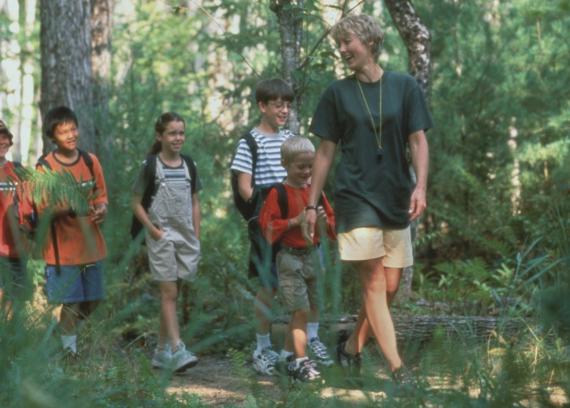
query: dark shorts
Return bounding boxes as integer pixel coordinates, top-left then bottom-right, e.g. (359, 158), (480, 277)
(44, 262), (104, 304)
(0, 257), (27, 300)
(247, 220), (278, 289)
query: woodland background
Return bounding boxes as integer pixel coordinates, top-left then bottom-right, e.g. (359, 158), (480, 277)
(0, 0), (568, 406)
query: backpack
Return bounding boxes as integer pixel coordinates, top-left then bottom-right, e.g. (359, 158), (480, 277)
(230, 131), (260, 221)
(130, 153), (197, 240)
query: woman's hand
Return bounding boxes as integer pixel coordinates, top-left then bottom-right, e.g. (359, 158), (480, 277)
(409, 187), (426, 220)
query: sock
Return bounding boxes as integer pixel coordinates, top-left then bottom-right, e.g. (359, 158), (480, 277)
(307, 322), (319, 341)
(61, 335), (77, 353)
(279, 349), (294, 362)
(256, 333), (271, 352)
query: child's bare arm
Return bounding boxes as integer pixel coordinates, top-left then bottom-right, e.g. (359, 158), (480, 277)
(131, 195), (162, 240)
(192, 192), (200, 239)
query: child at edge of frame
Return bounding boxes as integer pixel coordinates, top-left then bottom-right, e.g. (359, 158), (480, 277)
(259, 136), (336, 382)
(36, 106), (108, 358)
(131, 112), (201, 373)
(0, 119), (29, 318)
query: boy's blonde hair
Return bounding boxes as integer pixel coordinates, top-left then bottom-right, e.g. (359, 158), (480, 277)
(281, 136), (315, 164)
(331, 14), (384, 60)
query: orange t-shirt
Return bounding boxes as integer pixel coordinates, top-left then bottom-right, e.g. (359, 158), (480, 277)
(0, 161), (22, 258)
(37, 151), (107, 265)
(259, 184), (336, 248)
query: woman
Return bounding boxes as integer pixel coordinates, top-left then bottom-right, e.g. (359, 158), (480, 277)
(303, 14), (432, 381)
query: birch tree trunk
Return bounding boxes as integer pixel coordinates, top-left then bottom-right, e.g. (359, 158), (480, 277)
(18, 0), (37, 165)
(90, 0), (112, 159)
(1, 1), (22, 161)
(40, 0), (95, 153)
(384, 0), (432, 299)
(269, 0), (303, 135)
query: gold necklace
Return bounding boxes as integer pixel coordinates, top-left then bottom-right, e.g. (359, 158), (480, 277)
(356, 74), (383, 157)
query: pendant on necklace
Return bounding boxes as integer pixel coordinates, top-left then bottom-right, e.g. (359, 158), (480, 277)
(377, 147), (384, 159)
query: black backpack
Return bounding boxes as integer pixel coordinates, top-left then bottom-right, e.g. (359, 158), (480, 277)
(130, 153), (197, 240)
(230, 131), (260, 221)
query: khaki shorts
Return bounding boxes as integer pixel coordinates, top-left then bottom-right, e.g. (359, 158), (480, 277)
(337, 226), (413, 268)
(276, 248), (319, 312)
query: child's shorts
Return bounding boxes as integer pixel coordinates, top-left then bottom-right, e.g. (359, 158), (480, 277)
(44, 262), (104, 304)
(0, 257), (26, 300)
(276, 247), (320, 312)
(146, 229), (200, 282)
(248, 220), (278, 289)
(337, 226), (413, 268)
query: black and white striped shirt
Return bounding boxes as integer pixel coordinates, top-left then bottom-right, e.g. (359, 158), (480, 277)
(230, 128), (293, 188)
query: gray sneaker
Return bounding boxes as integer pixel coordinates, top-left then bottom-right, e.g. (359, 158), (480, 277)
(151, 344), (172, 369)
(309, 337), (334, 367)
(171, 341), (199, 372)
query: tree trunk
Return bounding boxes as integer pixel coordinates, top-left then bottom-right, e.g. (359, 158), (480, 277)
(40, 0), (95, 153)
(384, 0), (432, 93)
(269, 0), (303, 135)
(90, 0), (112, 159)
(1, 1), (22, 161)
(384, 0), (432, 300)
(18, 0), (37, 165)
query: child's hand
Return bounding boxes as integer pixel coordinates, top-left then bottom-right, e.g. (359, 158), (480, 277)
(89, 203), (107, 224)
(316, 206), (327, 223)
(149, 224), (164, 241)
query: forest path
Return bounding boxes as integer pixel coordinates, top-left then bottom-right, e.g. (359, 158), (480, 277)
(164, 355), (568, 407)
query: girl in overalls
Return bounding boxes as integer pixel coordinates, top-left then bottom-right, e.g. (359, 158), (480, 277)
(132, 112), (201, 372)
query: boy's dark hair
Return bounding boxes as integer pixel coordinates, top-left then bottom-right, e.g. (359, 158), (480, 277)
(255, 78), (294, 104)
(0, 120), (14, 145)
(44, 106), (78, 139)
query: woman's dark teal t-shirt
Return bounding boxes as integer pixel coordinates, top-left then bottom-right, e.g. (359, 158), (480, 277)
(309, 71), (433, 232)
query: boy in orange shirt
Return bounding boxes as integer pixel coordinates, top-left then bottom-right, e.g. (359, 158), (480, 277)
(259, 136), (336, 382)
(37, 106), (108, 357)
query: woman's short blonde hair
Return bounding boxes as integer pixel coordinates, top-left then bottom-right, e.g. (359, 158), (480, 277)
(281, 136), (315, 164)
(331, 14), (384, 60)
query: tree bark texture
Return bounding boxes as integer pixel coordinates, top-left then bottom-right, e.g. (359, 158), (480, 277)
(40, 0), (95, 153)
(384, 0), (432, 94)
(90, 0), (112, 159)
(269, 0), (303, 135)
(384, 0), (432, 300)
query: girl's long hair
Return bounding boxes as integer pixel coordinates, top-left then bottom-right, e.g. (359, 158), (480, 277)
(149, 112), (185, 155)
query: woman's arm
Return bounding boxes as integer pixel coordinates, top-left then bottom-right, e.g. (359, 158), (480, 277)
(303, 140), (337, 241)
(408, 130), (429, 220)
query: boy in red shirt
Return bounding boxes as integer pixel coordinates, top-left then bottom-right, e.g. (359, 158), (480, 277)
(259, 136), (336, 382)
(0, 120), (27, 314)
(37, 106), (108, 357)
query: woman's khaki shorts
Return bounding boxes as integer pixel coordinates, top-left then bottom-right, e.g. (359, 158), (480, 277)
(337, 226), (413, 268)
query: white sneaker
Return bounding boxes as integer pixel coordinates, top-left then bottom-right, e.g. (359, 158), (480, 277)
(252, 347), (279, 375)
(308, 337), (334, 367)
(171, 341), (199, 372)
(288, 357), (321, 382)
(151, 345), (171, 369)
